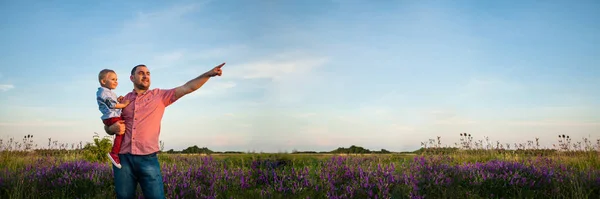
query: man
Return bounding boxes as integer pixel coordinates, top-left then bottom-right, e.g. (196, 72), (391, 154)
(104, 62), (225, 199)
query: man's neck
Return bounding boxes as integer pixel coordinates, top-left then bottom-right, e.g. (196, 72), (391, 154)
(134, 88), (147, 95)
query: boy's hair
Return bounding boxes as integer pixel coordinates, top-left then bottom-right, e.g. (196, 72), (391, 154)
(98, 69), (116, 84)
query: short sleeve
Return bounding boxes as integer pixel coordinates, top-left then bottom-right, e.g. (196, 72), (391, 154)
(159, 88), (178, 107)
(99, 90), (118, 109)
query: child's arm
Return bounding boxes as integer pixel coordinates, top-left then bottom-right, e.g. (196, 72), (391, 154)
(100, 91), (128, 110)
(113, 100), (130, 109)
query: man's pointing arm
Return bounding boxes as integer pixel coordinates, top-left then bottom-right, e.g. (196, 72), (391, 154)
(173, 62), (225, 100)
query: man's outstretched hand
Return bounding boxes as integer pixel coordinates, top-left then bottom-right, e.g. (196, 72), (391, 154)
(207, 62), (225, 77)
(174, 62), (227, 100)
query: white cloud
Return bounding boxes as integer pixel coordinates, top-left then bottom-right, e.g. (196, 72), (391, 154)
(227, 53), (329, 81)
(459, 76), (522, 98)
(212, 52), (331, 105)
(184, 81), (236, 98)
(465, 77), (499, 91)
(187, 45), (249, 61)
(293, 113), (317, 118)
(93, 2), (225, 70)
(144, 45), (248, 71)
(0, 84), (14, 91)
(106, 4), (200, 44)
(434, 117), (477, 125)
(205, 134), (248, 147)
(427, 109), (477, 125)
(63, 0), (245, 93)
(223, 113), (235, 117)
(119, 3), (207, 38)
(130, 3), (201, 28)
(390, 124), (416, 132)
(151, 51), (185, 67)
(296, 127), (354, 147)
(505, 120), (600, 127)
(360, 106), (391, 116)
(429, 110), (455, 118)
(51, 3), (228, 94)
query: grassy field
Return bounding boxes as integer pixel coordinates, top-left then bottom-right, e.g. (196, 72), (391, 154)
(1, 134), (599, 199)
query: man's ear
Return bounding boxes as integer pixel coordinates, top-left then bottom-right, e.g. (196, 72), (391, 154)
(130, 75), (134, 82)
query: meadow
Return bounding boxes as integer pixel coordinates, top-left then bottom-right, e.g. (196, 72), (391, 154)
(1, 133), (599, 199)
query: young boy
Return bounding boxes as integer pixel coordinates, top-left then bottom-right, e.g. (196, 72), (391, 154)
(96, 69), (130, 169)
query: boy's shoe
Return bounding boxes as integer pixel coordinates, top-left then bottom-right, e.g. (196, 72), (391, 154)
(107, 153), (122, 169)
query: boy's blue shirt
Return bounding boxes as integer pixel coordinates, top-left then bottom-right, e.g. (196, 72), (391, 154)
(97, 86), (121, 120)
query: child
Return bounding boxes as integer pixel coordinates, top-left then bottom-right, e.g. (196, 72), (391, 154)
(96, 69), (130, 169)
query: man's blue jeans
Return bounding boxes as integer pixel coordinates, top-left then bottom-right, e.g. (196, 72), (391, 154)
(113, 152), (165, 199)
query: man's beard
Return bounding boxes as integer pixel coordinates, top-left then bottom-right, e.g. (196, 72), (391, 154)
(134, 82), (149, 90)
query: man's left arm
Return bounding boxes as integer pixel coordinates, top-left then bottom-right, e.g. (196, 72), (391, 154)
(173, 62), (225, 101)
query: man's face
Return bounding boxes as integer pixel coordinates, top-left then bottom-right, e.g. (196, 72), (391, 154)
(130, 66), (150, 90)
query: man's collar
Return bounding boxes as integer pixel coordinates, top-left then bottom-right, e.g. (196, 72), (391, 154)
(132, 89), (149, 96)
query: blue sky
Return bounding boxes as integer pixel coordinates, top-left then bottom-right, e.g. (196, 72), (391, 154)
(0, 0), (599, 152)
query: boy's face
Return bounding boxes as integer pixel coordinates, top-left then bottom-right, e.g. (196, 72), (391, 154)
(101, 72), (118, 89)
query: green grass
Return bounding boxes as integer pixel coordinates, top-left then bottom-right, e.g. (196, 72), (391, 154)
(1, 134), (599, 198)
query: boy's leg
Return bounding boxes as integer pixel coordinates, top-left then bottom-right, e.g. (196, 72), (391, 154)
(106, 118), (124, 168)
(109, 134), (123, 167)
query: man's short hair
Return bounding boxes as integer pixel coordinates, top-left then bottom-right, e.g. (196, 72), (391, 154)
(131, 64), (147, 76)
(98, 69), (115, 83)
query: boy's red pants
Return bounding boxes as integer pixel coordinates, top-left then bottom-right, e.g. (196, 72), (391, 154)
(103, 117), (123, 160)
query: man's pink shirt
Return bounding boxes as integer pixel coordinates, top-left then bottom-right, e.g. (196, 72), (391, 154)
(119, 88), (178, 155)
